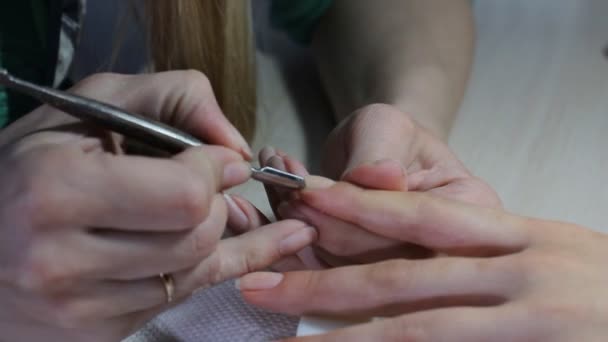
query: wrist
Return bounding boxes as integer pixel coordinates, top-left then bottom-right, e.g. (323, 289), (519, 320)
(336, 66), (460, 141)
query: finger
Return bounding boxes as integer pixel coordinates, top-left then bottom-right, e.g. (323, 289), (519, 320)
(338, 105), (417, 177)
(72, 71), (252, 158)
(341, 158), (408, 191)
(224, 194), (324, 271)
(43, 144), (248, 231)
(240, 257), (518, 317)
(175, 220), (317, 296)
(224, 193), (270, 234)
(277, 200), (404, 260)
(281, 153), (310, 177)
(70, 220), (318, 319)
(283, 306), (533, 342)
(77, 195), (228, 280)
(300, 182), (529, 254)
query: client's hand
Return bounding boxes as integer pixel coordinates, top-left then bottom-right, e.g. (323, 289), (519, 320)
(0, 71), (316, 342)
(240, 182), (608, 341)
(321, 104), (500, 207)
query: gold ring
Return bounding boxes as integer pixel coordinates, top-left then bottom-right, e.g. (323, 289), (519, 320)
(159, 273), (175, 304)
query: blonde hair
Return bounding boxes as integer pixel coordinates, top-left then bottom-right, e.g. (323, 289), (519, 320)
(144, 0), (257, 142)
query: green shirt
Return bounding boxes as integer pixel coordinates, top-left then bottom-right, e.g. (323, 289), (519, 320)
(0, 0), (62, 127)
(270, 0), (333, 44)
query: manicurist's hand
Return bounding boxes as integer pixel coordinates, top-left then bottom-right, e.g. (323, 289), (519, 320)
(0, 71), (316, 341)
(240, 182), (608, 341)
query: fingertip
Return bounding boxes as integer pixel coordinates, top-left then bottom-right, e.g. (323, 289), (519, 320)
(237, 272), (284, 291)
(259, 146), (276, 166)
(303, 175), (336, 190)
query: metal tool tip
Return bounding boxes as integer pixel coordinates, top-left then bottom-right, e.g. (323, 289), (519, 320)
(250, 166), (306, 189)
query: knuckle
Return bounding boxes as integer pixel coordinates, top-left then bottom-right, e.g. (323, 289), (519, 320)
(176, 175), (210, 226)
(73, 73), (121, 95)
(182, 70), (212, 93)
(15, 147), (79, 229)
(17, 254), (70, 294)
(201, 253), (224, 286)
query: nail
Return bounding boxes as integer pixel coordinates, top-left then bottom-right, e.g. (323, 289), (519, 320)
(236, 272), (284, 291)
(267, 155), (286, 171)
(224, 194), (249, 229)
(259, 146), (276, 166)
(373, 158), (406, 175)
(231, 126), (253, 160)
(302, 175), (335, 190)
(279, 226), (317, 255)
(223, 161), (251, 185)
(240, 145), (253, 161)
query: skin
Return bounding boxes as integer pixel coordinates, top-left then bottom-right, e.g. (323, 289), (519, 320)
(226, 1), (483, 267)
(226, 119), (500, 269)
(239, 179), (608, 341)
(0, 71), (317, 341)
(313, 0), (475, 180)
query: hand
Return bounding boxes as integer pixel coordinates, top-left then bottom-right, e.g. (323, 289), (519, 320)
(0, 71), (316, 341)
(270, 104), (501, 266)
(239, 182), (608, 341)
(322, 103), (500, 207)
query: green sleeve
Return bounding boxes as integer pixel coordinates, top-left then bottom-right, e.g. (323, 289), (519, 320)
(0, 0), (57, 128)
(270, 0), (333, 45)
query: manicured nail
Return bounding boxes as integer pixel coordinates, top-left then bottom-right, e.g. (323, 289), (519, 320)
(373, 158), (406, 175)
(224, 194), (248, 229)
(267, 155), (286, 171)
(302, 175), (335, 189)
(279, 226), (317, 255)
(236, 272), (284, 291)
(259, 146), (276, 166)
(223, 161), (251, 185)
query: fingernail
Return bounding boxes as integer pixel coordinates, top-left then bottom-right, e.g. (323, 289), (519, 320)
(223, 161), (251, 185)
(267, 155), (286, 170)
(279, 226), (317, 255)
(231, 126), (253, 160)
(240, 145), (253, 161)
(373, 158), (406, 175)
(259, 146), (276, 165)
(236, 272), (284, 291)
(302, 176), (335, 190)
(224, 194), (248, 229)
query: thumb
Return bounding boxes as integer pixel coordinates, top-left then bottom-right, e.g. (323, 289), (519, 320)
(72, 71), (253, 159)
(341, 158), (408, 191)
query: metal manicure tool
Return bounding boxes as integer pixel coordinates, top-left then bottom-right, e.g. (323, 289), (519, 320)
(0, 69), (306, 189)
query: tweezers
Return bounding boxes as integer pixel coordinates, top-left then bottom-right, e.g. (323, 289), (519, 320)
(0, 69), (305, 189)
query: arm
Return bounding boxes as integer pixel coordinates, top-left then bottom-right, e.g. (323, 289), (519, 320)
(312, 0), (475, 139)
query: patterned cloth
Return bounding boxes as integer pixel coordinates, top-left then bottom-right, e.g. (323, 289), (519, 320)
(125, 281), (299, 342)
